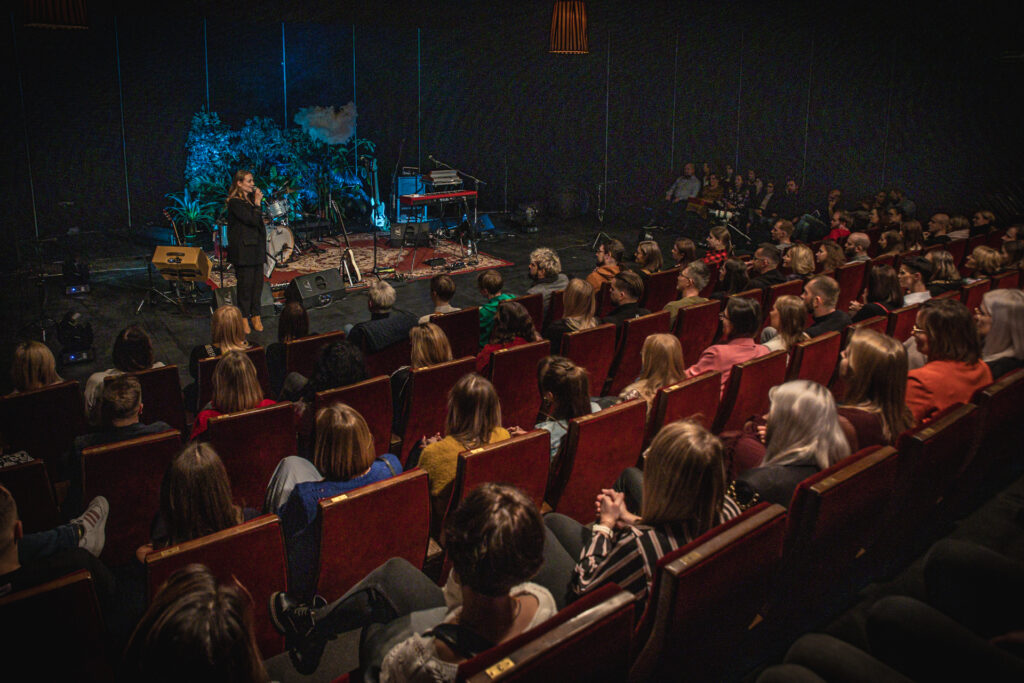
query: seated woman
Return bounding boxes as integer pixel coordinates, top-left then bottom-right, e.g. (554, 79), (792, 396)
(543, 278), (598, 353)
(783, 243), (815, 282)
(543, 420), (740, 609)
(476, 301), (541, 375)
(761, 294), (807, 352)
(924, 250), (964, 296)
(84, 325), (165, 424)
(392, 323), (454, 435)
(123, 564), (269, 682)
(906, 299), (993, 423)
(838, 328), (914, 448)
(138, 442), (250, 560)
(849, 264), (903, 322)
(965, 245), (1003, 281)
(185, 305), (250, 413)
(877, 230), (904, 257)
(701, 225), (732, 268)
(190, 351), (275, 440)
(900, 219), (926, 252)
(1001, 239), (1024, 270)
(709, 258), (749, 301)
(270, 484), (555, 680)
(266, 300), (311, 398)
(685, 296), (770, 392)
(732, 380), (851, 506)
(663, 260), (710, 325)
(976, 289), (1024, 379)
(618, 334), (686, 409)
(534, 356), (600, 461)
(634, 240), (663, 275)
(264, 403), (402, 600)
(8, 340), (62, 394)
(419, 374), (510, 519)
(816, 239), (846, 273)
(670, 237), (696, 268)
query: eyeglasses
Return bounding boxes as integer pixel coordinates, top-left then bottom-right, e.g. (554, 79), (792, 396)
(911, 325), (926, 335)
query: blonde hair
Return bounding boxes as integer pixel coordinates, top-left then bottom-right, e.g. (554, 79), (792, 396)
(211, 306), (248, 351)
(842, 328), (914, 442)
(410, 323), (453, 368)
(787, 244), (815, 276)
(772, 295), (807, 351)
(709, 226), (733, 255)
(764, 380), (850, 469)
(636, 240), (663, 273)
(314, 403), (376, 480)
(620, 334), (685, 406)
(530, 247), (561, 276)
(226, 169), (254, 204)
(971, 245), (1003, 277)
(367, 279), (397, 311)
(445, 374), (501, 449)
(10, 341), (61, 392)
(641, 420), (725, 536)
(561, 278), (598, 332)
(926, 250), (960, 281)
(211, 351), (263, 413)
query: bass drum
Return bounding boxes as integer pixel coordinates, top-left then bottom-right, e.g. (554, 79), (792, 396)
(264, 226), (295, 278)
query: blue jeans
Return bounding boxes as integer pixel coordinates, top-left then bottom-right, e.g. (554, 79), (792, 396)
(19, 524), (78, 564)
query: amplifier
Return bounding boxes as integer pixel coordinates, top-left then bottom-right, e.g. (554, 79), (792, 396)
(152, 246), (211, 282)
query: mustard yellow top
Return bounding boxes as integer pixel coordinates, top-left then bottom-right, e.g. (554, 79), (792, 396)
(419, 427), (511, 498)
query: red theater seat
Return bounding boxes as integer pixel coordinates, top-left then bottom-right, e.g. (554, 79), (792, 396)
(197, 346), (271, 411)
(121, 364), (186, 436)
(394, 357), (476, 464)
(561, 323), (616, 394)
(361, 338), (412, 378)
(0, 458), (60, 534)
(646, 371), (721, 442)
(0, 380), (86, 481)
(886, 304), (920, 342)
(510, 293), (544, 333)
(672, 299), (721, 366)
(641, 268), (681, 313)
(713, 351), (788, 433)
(960, 278), (992, 313)
(605, 311), (671, 396)
(488, 340), (550, 430)
(285, 330), (346, 380)
(315, 375), (392, 456)
(835, 261), (867, 313)
(786, 331), (841, 387)
(432, 306), (481, 359)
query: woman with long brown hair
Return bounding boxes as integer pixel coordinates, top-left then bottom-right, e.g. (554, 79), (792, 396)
(190, 350), (274, 439)
(762, 295), (807, 352)
(618, 334), (686, 409)
(543, 277), (598, 353)
(9, 340), (62, 394)
(476, 300), (542, 374)
(226, 169), (267, 334)
(535, 356), (600, 460)
(839, 327), (914, 446)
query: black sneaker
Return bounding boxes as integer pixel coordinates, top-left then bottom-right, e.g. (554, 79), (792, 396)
(269, 593), (329, 675)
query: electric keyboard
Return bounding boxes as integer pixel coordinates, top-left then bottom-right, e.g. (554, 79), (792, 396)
(399, 190), (478, 207)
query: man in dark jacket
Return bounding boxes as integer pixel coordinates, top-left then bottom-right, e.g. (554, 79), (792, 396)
(601, 271), (650, 330)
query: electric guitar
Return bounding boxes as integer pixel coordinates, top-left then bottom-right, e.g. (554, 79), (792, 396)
(330, 197), (361, 285)
(364, 156), (389, 230)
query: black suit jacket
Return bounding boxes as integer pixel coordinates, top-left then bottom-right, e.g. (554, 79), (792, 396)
(227, 197), (266, 266)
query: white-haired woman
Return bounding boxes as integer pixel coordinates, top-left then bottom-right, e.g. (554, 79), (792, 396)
(976, 289), (1024, 380)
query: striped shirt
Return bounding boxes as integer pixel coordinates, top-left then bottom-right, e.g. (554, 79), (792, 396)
(572, 497), (742, 606)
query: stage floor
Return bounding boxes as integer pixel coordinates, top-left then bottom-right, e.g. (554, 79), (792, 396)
(0, 213), (667, 394)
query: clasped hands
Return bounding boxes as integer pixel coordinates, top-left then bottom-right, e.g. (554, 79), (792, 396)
(594, 489), (640, 529)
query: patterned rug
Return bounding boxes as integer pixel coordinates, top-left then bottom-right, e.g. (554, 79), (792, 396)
(208, 232), (512, 291)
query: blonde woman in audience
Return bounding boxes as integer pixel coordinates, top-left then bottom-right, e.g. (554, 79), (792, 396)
(976, 289), (1024, 379)
(965, 245), (1003, 281)
(663, 260), (710, 325)
(418, 374), (510, 519)
(947, 215), (971, 240)
(392, 323), (454, 434)
(761, 295), (807, 352)
(619, 334), (686, 409)
(635, 240), (664, 275)
(9, 340), (62, 394)
(925, 250), (964, 296)
(265, 403), (402, 599)
(186, 305), (250, 412)
(543, 277), (598, 353)
(783, 243), (815, 281)
(839, 328), (914, 447)
(535, 356), (600, 460)
(190, 351), (274, 439)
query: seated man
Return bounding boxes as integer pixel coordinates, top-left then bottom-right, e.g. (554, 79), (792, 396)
(747, 244), (786, 293)
(526, 247), (569, 318)
(601, 271), (650, 330)
(826, 210), (853, 242)
(347, 279), (418, 353)
(477, 269), (516, 348)
(770, 219), (795, 253)
(418, 274), (459, 324)
(802, 276), (852, 338)
(664, 261), (710, 326)
(844, 232), (871, 262)
(899, 256), (934, 307)
(586, 239), (624, 293)
(652, 162), (701, 226)
(925, 213), (952, 245)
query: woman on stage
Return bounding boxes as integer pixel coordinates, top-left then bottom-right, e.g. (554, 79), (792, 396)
(226, 169), (266, 333)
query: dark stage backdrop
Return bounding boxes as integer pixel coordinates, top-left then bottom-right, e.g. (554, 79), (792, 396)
(3, 1), (1023, 246)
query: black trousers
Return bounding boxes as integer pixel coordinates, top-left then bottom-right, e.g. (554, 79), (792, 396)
(234, 263), (263, 318)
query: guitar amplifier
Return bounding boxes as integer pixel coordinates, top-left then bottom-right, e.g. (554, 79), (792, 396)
(152, 246), (211, 282)
(395, 174), (427, 222)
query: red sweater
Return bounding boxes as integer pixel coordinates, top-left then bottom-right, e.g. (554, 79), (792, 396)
(905, 360), (992, 423)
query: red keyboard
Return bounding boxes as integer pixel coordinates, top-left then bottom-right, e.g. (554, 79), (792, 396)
(399, 190), (478, 206)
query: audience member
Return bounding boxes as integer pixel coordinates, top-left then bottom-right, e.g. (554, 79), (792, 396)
(747, 244), (786, 293)
(906, 299), (993, 422)
(783, 244), (815, 281)
(965, 245), (1003, 280)
(839, 328), (914, 446)
(347, 279), (417, 353)
(924, 212), (952, 245)
(849, 264), (903, 322)
(710, 259), (751, 300)
(543, 420), (740, 609)
(543, 278), (599, 353)
(701, 226), (732, 267)
(664, 261), (710, 325)
(761, 295), (806, 352)
(685, 296), (770, 392)
(877, 229), (903, 256)
(265, 403), (402, 600)
(844, 232), (871, 262)
(899, 255), (934, 306)
(476, 301), (542, 374)
(770, 219), (795, 252)
(732, 381), (851, 506)
(663, 162), (701, 204)
(477, 269), (516, 348)
(901, 219), (925, 252)
(190, 351), (274, 439)
(83, 325), (164, 424)
(186, 305), (249, 413)
(1001, 239), (1024, 270)
(122, 563), (270, 682)
(535, 356), (600, 460)
(8, 340), (62, 394)
(670, 237), (697, 267)
(925, 250), (964, 296)
(266, 301), (311, 398)
(281, 339), (367, 405)
(618, 334), (686, 410)
(970, 209), (997, 236)
(600, 271), (650, 329)
(634, 240), (664, 276)
(947, 215), (971, 240)
(826, 210), (853, 241)
(419, 274), (459, 324)
(976, 289), (1024, 379)
(526, 247), (569, 317)
(802, 276), (852, 337)
(1003, 224), (1021, 243)
(815, 239), (846, 273)
(392, 323), (454, 435)
(585, 239), (623, 293)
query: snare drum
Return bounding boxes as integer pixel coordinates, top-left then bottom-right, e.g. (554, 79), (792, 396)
(265, 197), (289, 220)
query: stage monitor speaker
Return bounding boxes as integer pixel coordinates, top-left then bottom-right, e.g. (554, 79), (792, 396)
(285, 269), (346, 308)
(390, 221), (431, 248)
(213, 282), (277, 318)
(152, 246), (211, 282)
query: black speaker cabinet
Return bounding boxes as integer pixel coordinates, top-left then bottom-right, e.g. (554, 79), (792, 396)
(390, 221), (432, 248)
(213, 282), (276, 318)
(285, 269), (347, 308)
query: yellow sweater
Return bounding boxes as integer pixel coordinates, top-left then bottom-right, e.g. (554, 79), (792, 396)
(419, 428), (511, 498)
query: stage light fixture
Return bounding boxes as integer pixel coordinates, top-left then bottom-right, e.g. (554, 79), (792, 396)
(62, 255), (90, 295)
(550, 1), (588, 54)
(56, 310), (95, 365)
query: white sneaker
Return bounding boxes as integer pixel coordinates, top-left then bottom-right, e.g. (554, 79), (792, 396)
(72, 496), (109, 557)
